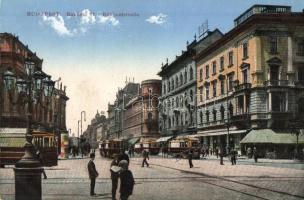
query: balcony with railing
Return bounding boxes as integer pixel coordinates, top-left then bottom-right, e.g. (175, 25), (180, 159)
(234, 83), (252, 93)
(295, 80), (304, 88)
(231, 113), (250, 123)
(264, 80), (294, 87)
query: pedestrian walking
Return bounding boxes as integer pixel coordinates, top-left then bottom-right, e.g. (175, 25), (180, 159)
(216, 147), (219, 158)
(87, 153), (99, 196)
(188, 150), (193, 168)
(253, 147), (258, 163)
(119, 160), (135, 200)
(36, 150), (47, 179)
(110, 154), (120, 200)
(247, 147), (252, 159)
(219, 147), (224, 165)
(230, 148), (237, 165)
(142, 149), (149, 167)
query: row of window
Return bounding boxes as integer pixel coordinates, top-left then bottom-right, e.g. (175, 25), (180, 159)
(164, 112), (195, 129)
(163, 90), (194, 112)
(163, 67), (194, 94)
(198, 104), (233, 124)
(199, 51), (235, 81)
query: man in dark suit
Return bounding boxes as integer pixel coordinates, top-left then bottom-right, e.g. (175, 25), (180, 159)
(88, 153), (99, 196)
(118, 149), (130, 164)
(188, 150), (193, 168)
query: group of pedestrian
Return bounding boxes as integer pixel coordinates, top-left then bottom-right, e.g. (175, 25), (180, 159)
(87, 152), (135, 200)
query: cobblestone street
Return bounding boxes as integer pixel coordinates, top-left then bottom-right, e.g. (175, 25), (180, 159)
(1, 153), (304, 200)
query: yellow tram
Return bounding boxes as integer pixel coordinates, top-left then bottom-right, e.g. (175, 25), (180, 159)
(99, 139), (124, 158)
(168, 136), (200, 158)
(0, 130), (58, 167)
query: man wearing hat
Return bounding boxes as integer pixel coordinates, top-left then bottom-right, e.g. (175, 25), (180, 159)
(119, 160), (135, 200)
(110, 154), (120, 200)
(88, 153), (99, 196)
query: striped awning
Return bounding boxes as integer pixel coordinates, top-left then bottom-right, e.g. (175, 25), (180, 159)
(240, 129), (304, 144)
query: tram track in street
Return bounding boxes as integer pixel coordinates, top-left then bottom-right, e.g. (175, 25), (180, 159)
(132, 162), (304, 200)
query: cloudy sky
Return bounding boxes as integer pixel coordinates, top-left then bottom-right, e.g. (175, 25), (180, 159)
(1, 0), (303, 136)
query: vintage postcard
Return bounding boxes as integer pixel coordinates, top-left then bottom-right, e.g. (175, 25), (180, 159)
(0, 0), (304, 199)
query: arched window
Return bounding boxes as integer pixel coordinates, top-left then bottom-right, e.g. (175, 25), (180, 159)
(206, 110), (210, 123)
(229, 103), (233, 118)
(220, 105), (225, 122)
(176, 97), (179, 107)
(171, 79), (174, 91)
(176, 76), (179, 88)
(200, 111), (203, 124)
(190, 90), (193, 102)
(184, 70), (187, 84)
(190, 67), (194, 80)
(168, 81), (171, 92)
(180, 73), (183, 86)
(213, 109), (217, 122)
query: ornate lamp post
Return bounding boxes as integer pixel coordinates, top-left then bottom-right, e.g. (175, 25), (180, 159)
(3, 58), (54, 200)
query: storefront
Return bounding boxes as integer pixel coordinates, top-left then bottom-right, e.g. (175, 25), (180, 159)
(240, 129), (304, 159)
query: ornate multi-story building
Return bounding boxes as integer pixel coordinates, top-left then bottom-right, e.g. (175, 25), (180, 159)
(122, 79), (161, 144)
(195, 5), (304, 157)
(0, 33), (69, 152)
(158, 29), (223, 138)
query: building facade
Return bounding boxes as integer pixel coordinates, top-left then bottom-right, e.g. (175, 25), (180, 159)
(0, 33), (69, 152)
(158, 30), (223, 137)
(195, 5), (304, 155)
(113, 81), (140, 139)
(83, 111), (107, 148)
(122, 79), (161, 143)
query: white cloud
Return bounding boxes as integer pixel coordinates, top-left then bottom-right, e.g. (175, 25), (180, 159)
(41, 9), (119, 37)
(146, 13), (167, 25)
(80, 9), (96, 25)
(98, 15), (119, 26)
(42, 15), (73, 36)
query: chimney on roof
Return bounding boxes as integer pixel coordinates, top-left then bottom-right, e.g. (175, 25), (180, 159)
(187, 40), (189, 46)
(166, 58), (168, 64)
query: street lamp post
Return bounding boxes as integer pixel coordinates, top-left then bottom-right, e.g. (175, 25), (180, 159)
(3, 57), (54, 200)
(77, 120), (80, 154)
(80, 111), (86, 156)
(80, 111), (86, 136)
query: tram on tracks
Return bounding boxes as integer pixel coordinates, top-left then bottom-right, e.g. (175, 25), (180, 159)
(99, 139), (124, 158)
(168, 136), (200, 159)
(134, 138), (160, 155)
(0, 129), (58, 167)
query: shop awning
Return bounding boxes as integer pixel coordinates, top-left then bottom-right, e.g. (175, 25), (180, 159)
(128, 138), (140, 145)
(240, 129), (304, 144)
(195, 129), (247, 137)
(156, 136), (174, 143)
(0, 137), (26, 148)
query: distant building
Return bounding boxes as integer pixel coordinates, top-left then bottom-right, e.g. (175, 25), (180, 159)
(83, 111), (107, 148)
(113, 81), (140, 139)
(122, 79), (161, 144)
